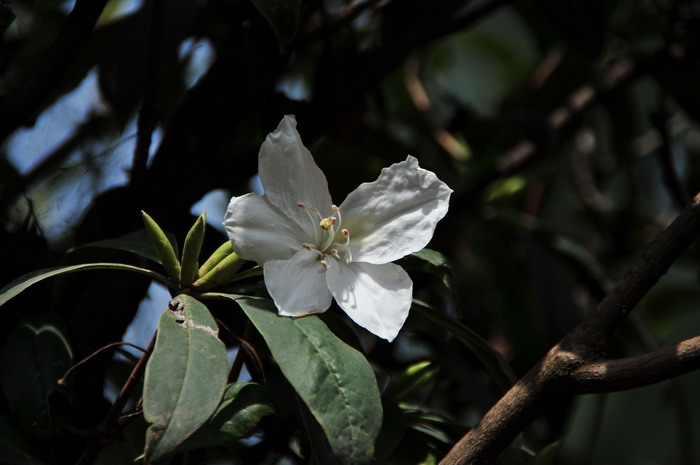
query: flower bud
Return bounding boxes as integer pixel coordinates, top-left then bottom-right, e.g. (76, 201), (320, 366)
(141, 211), (181, 280)
(193, 252), (244, 291)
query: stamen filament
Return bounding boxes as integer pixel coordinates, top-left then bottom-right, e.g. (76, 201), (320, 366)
(300, 204), (321, 245)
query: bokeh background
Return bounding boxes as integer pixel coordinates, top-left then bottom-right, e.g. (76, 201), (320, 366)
(2, 0), (700, 463)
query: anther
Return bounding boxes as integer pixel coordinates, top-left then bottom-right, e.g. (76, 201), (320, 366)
(302, 243), (314, 250)
(321, 259), (329, 268)
(297, 203), (306, 208)
(331, 205), (339, 212)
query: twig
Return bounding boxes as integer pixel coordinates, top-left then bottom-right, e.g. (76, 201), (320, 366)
(440, 195), (700, 465)
(76, 331), (157, 465)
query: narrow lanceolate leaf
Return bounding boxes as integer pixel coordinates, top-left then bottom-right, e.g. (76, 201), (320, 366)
(384, 361), (440, 402)
(0, 263), (170, 309)
(176, 382), (276, 453)
(198, 241), (233, 277)
(413, 300), (516, 393)
(0, 322), (72, 437)
(72, 229), (179, 265)
(180, 212), (207, 287)
(143, 295), (228, 463)
(238, 297), (382, 465)
(141, 211), (181, 279)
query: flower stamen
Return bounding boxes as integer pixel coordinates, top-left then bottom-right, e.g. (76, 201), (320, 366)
(299, 203), (321, 244)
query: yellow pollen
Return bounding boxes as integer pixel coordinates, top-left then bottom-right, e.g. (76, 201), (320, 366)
(319, 217), (334, 231)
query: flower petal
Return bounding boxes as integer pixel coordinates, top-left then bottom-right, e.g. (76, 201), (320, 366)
(339, 156), (452, 264)
(223, 193), (307, 264)
(326, 261), (413, 342)
(259, 115), (334, 237)
(264, 250), (333, 316)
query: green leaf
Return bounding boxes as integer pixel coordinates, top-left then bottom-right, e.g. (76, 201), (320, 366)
(0, 263), (170, 309)
(72, 229), (179, 265)
(413, 300), (516, 393)
(251, 0), (301, 51)
(237, 297), (382, 465)
(143, 295), (228, 462)
(0, 322), (72, 437)
(141, 211), (181, 280)
(198, 241), (233, 277)
(180, 212), (207, 287)
(177, 382), (275, 452)
(385, 361), (440, 402)
(403, 248), (459, 299)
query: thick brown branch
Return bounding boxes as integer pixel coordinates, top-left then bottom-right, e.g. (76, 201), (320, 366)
(571, 334), (700, 393)
(440, 196), (700, 465)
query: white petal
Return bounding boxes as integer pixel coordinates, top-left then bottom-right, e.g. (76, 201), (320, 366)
(326, 261), (413, 342)
(264, 249), (333, 316)
(259, 115), (334, 237)
(223, 193), (308, 265)
(339, 156), (452, 264)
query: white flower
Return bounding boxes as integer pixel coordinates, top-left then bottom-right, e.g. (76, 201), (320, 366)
(223, 115), (452, 341)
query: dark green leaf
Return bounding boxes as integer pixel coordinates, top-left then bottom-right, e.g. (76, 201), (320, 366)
(143, 294), (228, 462)
(238, 297), (382, 465)
(71, 229), (179, 265)
(0, 322), (72, 438)
(0, 263), (170, 309)
(403, 248), (459, 300)
(413, 300), (516, 393)
(177, 382), (275, 452)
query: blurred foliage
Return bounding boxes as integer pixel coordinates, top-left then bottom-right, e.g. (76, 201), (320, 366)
(1, 0), (700, 464)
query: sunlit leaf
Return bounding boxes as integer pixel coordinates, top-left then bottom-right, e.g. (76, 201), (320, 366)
(143, 295), (228, 462)
(237, 297), (382, 465)
(385, 361), (440, 402)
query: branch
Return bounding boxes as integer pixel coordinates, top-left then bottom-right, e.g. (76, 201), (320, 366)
(440, 195), (700, 465)
(571, 334), (700, 393)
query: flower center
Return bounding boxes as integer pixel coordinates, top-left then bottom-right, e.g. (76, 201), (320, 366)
(297, 203), (353, 268)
